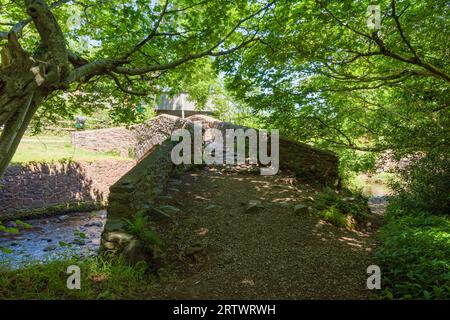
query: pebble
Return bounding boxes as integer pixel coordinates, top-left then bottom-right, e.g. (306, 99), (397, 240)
(245, 200), (265, 214)
(57, 215), (69, 222)
(43, 245), (57, 252)
(84, 221), (103, 228)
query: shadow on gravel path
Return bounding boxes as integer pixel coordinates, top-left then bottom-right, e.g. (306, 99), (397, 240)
(146, 167), (384, 299)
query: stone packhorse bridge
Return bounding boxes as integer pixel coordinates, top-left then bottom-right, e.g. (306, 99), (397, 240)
(71, 115), (340, 263)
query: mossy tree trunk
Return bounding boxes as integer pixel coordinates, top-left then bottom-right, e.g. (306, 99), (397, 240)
(0, 0), (69, 176)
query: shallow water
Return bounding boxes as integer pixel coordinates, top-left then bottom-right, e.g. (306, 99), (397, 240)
(362, 182), (391, 197)
(0, 210), (106, 269)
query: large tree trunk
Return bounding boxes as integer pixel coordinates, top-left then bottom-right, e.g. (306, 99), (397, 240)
(0, 94), (44, 175)
(0, 38), (52, 176)
(0, 0), (68, 177)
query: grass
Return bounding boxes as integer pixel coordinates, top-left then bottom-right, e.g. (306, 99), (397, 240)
(12, 134), (129, 163)
(375, 198), (450, 300)
(0, 256), (158, 300)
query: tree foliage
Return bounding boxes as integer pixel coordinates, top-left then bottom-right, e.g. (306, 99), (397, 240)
(1, 0), (449, 183)
(0, 0), (275, 175)
(220, 0), (449, 160)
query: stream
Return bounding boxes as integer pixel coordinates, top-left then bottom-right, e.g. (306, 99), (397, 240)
(0, 210), (106, 269)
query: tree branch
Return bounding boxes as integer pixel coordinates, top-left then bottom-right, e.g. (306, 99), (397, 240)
(371, 33), (450, 83)
(122, 0), (169, 60)
(317, 0), (372, 40)
(391, 0), (419, 60)
(113, 37), (256, 76)
(323, 66), (434, 83)
(107, 72), (149, 96)
(64, 59), (126, 84)
(1, 0), (72, 40)
(64, 1), (271, 86)
(316, 0), (450, 83)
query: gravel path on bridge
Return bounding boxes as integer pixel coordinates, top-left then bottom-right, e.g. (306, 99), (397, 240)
(145, 167), (384, 299)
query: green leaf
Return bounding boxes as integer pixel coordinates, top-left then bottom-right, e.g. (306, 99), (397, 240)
(0, 247), (14, 254)
(59, 241), (71, 247)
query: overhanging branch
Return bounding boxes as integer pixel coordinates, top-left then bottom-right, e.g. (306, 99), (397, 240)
(114, 38), (256, 76)
(123, 0), (170, 60)
(1, 0), (72, 40)
(107, 72), (149, 96)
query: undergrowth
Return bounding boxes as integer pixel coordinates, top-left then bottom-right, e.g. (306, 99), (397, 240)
(375, 197), (450, 300)
(124, 211), (162, 253)
(311, 187), (371, 229)
(0, 256), (157, 300)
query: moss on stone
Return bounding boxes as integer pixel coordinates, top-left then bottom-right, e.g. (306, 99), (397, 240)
(0, 201), (103, 222)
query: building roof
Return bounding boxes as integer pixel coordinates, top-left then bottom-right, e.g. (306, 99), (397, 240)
(154, 93), (213, 117)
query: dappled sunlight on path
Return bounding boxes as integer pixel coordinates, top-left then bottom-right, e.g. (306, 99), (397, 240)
(144, 166), (381, 299)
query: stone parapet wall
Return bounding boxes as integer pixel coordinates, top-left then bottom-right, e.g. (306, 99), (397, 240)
(71, 128), (136, 157)
(101, 139), (197, 263)
(107, 140), (179, 219)
(132, 115), (192, 160)
(187, 115), (340, 185)
(0, 160), (134, 220)
(278, 136), (339, 185)
(72, 114), (340, 185)
(107, 118), (197, 219)
(71, 115), (191, 160)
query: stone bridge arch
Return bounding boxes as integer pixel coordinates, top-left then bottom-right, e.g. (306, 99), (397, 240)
(94, 114), (340, 263)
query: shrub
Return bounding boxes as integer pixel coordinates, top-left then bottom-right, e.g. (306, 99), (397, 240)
(390, 150), (450, 215)
(321, 205), (349, 228)
(312, 187), (371, 228)
(124, 212), (161, 252)
(375, 201), (450, 299)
